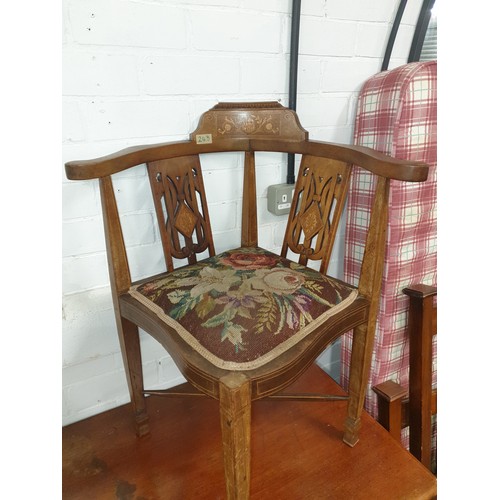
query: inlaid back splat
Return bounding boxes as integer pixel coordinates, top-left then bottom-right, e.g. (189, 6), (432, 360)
(148, 155), (215, 271)
(282, 155), (351, 274)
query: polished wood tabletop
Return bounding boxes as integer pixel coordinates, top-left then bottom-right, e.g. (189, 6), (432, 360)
(62, 364), (436, 499)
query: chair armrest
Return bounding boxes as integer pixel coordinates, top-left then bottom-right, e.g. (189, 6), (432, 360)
(308, 141), (429, 182)
(403, 284), (437, 299)
(65, 138), (429, 183)
(373, 380), (407, 441)
(373, 380), (407, 402)
(64, 139), (250, 180)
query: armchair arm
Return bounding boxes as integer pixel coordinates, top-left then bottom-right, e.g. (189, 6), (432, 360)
(373, 380), (407, 441)
(250, 139), (429, 183)
(64, 139), (251, 181)
(66, 139), (429, 183)
(403, 284), (437, 299)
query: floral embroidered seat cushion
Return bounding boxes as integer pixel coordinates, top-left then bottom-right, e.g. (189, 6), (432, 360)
(129, 247), (357, 370)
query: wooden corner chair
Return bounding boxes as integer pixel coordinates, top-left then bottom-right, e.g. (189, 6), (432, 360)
(65, 102), (429, 499)
(373, 284), (437, 472)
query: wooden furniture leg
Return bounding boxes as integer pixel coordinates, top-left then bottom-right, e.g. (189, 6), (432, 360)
(343, 323), (373, 446)
(219, 374), (251, 500)
(404, 285), (436, 470)
(343, 176), (389, 447)
(99, 176), (149, 437)
(119, 316), (150, 437)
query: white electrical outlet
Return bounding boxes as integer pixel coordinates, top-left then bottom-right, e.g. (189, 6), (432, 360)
(267, 183), (295, 215)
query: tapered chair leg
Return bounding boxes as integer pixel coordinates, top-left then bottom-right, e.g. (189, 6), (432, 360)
(219, 373), (251, 500)
(343, 176), (389, 447)
(343, 322), (377, 447)
(118, 316), (150, 437)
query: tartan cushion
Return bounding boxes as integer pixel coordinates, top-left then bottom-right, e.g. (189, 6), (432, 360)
(129, 247), (357, 370)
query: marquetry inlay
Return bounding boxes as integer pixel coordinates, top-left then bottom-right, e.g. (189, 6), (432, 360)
(174, 203), (198, 238)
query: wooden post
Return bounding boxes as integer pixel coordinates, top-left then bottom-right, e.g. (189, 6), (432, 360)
(344, 176), (390, 447)
(100, 176), (149, 436)
(241, 151), (258, 248)
(373, 380), (407, 441)
(404, 285), (436, 469)
(219, 373), (251, 500)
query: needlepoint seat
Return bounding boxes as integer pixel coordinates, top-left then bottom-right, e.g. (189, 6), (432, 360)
(129, 246), (358, 371)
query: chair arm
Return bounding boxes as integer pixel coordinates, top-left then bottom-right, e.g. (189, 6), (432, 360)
(64, 139), (251, 180)
(307, 141), (429, 182)
(65, 138), (429, 183)
(373, 380), (407, 441)
(249, 139), (429, 182)
(373, 380), (407, 403)
(403, 284), (437, 299)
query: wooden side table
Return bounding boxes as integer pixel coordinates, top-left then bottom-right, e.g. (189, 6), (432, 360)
(63, 364), (436, 499)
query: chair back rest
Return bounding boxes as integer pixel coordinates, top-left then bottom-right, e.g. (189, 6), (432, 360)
(148, 155), (215, 272)
(190, 101), (308, 143)
(145, 101), (351, 274)
(65, 101), (428, 299)
(282, 155), (350, 273)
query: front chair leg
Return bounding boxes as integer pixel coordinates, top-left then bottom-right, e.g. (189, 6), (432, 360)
(118, 316), (150, 437)
(219, 373), (251, 500)
(343, 321), (376, 447)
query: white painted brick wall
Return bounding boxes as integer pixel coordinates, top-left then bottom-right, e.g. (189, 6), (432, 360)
(69, 0), (188, 48)
(143, 55), (241, 95)
(300, 18), (357, 57)
(62, 0), (423, 425)
(190, 10), (283, 53)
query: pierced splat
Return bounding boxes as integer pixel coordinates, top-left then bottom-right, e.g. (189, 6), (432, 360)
(282, 155), (351, 274)
(148, 156), (215, 271)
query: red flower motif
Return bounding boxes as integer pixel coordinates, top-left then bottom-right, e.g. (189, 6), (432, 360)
(220, 252), (279, 270)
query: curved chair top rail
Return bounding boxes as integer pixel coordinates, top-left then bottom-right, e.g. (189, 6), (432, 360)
(65, 101), (428, 183)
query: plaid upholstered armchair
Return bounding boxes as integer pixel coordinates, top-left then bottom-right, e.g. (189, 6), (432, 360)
(341, 61), (437, 470)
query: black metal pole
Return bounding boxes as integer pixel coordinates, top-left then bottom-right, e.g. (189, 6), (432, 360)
(287, 0), (301, 185)
(408, 0), (435, 63)
(381, 0), (408, 71)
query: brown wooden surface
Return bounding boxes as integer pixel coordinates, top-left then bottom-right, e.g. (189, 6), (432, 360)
(219, 374), (252, 500)
(62, 365), (436, 500)
(375, 386), (437, 436)
(404, 285), (437, 470)
(344, 176), (390, 447)
(373, 380), (406, 442)
(190, 101), (309, 143)
(241, 151), (258, 248)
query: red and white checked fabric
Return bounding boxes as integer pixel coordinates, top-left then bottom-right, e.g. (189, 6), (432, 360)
(340, 61), (437, 456)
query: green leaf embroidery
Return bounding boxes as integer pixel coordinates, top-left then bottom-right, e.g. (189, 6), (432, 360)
(304, 280), (324, 294)
(167, 289), (188, 304)
(195, 296), (216, 319)
(170, 293), (201, 320)
(202, 307), (237, 328)
(221, 322), (245, 347)
(255, 293), (277, 334)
